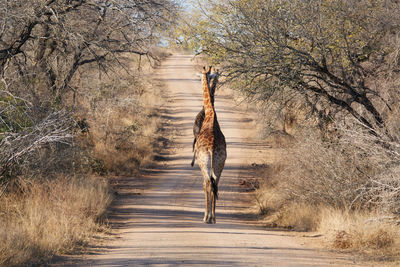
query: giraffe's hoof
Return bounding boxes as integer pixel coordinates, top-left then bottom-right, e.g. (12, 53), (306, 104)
(203, 216), (215, 224)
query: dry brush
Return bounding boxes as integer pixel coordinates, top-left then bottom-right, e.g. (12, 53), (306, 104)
(0, 0), (178, 265)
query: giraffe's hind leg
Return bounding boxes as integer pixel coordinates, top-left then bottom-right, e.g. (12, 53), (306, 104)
(210, 189), (216, 224)
(198, 150), (215, 223)
(209, 150), (226, 224)
(204, 181), (214, 224)
(203, 180), (210, 223)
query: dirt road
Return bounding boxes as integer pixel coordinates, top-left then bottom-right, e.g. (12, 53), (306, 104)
(59, 55), (361, 266)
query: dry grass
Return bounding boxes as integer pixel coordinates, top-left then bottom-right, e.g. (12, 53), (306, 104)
(255, 127), (400, 257)
(254, 164), (318, 231)
(319, 208), (399, 253)
(257, 180), (400, 254)
(261, 202), (320, 231)
(272, 203), (320, 231)
(0, 176), (112, 266)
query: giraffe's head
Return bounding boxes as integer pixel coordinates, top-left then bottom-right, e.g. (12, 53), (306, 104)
(199, 67), (220, 104)
(209, 68), (220, 85)
(202, 66), (212, 74)
(200, 66), (214, 86)
(210, 69), (220, 103)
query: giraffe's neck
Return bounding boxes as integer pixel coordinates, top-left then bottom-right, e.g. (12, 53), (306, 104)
(202, 72), (215, 122)
(210, 75), (218, 105)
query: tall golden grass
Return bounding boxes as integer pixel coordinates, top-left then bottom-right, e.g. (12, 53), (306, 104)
(319, 208), (398, 252)
(0, 176), (111, 266)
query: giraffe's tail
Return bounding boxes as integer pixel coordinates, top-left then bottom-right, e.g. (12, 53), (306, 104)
(210, 174), (218, 200)
(191, 145), (197, 167)
(191, 151), (195, 167)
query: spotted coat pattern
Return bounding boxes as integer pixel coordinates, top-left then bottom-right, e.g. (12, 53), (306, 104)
(191, 69), (219, 166)
(194, 66), (227, 224)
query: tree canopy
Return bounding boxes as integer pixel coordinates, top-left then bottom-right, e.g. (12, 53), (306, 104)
(178, 0), (400, 137)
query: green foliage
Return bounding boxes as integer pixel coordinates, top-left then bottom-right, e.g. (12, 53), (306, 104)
(0, 93), (32, 135)
(181, 0), (400, 135)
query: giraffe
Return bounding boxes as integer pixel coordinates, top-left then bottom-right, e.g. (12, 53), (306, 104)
(191, 68), (219, 167)
(193, 66), (226, 224)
